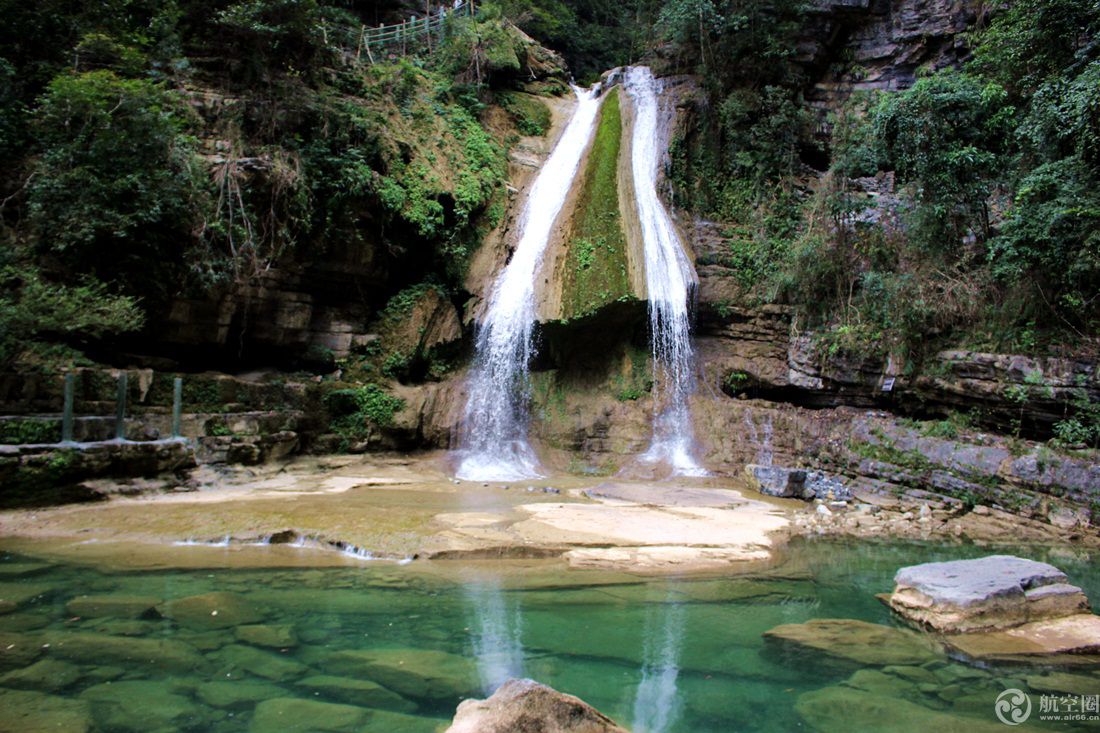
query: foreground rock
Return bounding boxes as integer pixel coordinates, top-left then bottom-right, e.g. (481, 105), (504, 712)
(883, 555), (1091, 632)
(763, 619), (942, 667)
(445, 678), (629, 733)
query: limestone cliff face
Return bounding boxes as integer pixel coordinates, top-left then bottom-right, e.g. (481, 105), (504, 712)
(802, 0), (974, 103)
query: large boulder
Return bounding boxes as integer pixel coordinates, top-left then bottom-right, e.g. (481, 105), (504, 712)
(445, 678), (630, 733)
(763, 619), (942, 667)
(883, 555), (1091, 632)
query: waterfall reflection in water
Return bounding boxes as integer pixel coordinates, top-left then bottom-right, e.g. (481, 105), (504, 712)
(631, 595), (685, 733)
(467, 582), (526, 694)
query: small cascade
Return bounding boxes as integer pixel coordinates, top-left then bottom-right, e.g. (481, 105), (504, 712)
(455, 85), (603, 481)
(631, 598), (685, 733)
(624, 66), (706, 475)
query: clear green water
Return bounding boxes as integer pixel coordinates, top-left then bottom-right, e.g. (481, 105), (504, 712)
(1, 539), (1098, 732)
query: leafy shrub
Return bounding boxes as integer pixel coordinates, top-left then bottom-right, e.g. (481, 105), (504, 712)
(322, 384), (404, 447)
(28, 70), (202, 298)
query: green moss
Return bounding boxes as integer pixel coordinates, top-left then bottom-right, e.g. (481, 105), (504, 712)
(498, 92), (551, 136)
(561, 89), (632, 319)
(0, 419), (61, 444)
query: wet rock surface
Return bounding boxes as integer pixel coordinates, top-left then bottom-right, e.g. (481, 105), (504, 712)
(445, 678), (630, 733)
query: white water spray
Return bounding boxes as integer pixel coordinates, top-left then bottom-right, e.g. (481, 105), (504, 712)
(625, 66), (706, 475)
(455, 85), (602, 481)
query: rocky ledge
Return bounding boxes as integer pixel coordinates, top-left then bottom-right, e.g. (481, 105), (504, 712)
(445, 678), (629, 733)
(883, 555), (1100, 666)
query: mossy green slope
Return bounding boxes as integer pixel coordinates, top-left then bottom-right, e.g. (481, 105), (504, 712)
(560, 88), (633, 320)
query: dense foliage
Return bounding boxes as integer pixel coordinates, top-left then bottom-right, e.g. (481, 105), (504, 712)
(664, 0), (1099, 356)
(0, 0), (550, 367)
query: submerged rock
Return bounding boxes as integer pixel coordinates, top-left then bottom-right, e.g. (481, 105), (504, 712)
(445, 678), (630, 733)
(196, 679), (286, 710)
(326, 648), (479, 703)
(883, 555), (1091, 632)
(0, 688), (92, 733)
(795, 686), (1034, 733)
(46, 632), (205, 673)
(744, 465), (851, 501)
(763, 619), (942, 667)
(249, 698), (371, 733)
(296, 675), (416, 712)
(0, 658), (82, 692)
(66, 595), (161, 620)
(0, 630), (43, 670)
(0, 583), (55, 614)
(235, 623), (298, 649)
(81, 680), (202, 733)
(213, 643), (308, 682)
(157, 591), (265, 630)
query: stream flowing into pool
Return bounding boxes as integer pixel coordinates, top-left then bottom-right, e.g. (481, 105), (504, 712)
(0, 539), (1096, 732)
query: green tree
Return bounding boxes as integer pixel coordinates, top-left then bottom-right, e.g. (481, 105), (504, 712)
(874, 72), (1014, 252)
(27, 70), (203, 300)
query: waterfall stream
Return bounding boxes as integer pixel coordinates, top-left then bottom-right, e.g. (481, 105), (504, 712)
(456, 85), (603, 481)
(625, 66), (706, 475)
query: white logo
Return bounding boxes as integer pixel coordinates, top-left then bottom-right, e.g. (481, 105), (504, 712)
(995, 688), (1032, 726)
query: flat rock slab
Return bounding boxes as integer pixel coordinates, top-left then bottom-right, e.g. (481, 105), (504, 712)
(445, 678), (629, 733)
(433, 484), (788, 572)
(763, 619), (943, 667)
(581, 483), (747, 508)
(944, 613), (1100, 666)
(885, 555), (1090, 632)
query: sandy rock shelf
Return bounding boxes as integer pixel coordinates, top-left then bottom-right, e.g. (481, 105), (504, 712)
(431, 482), (789, 573)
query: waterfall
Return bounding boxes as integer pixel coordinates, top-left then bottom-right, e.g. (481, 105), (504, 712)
(455, 85), (603, 481)
(624, 66), (706, 476)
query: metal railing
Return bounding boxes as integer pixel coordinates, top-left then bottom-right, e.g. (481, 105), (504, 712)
(341, 0), (476, 60)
